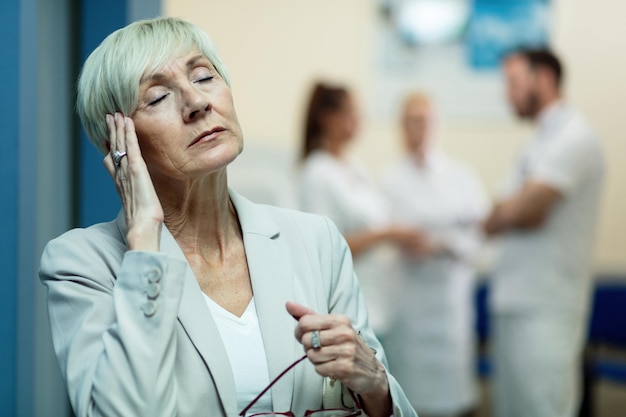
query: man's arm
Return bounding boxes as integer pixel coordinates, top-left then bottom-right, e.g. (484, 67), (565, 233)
(483, 180), (562, 236)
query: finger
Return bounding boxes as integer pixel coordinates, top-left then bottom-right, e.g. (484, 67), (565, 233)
(295, 314), (351, 342)
(115, 112), (127, 153)
(303, 335), (348, 369)
(299, 314), (350, 332)
(124, 117), (142, 159)
(312, 353), (354, 371)
(305, 329), (324, 351)
(307, 340), (375, 382)
(304, 329), (344, 354)
(106, 113), (116, 155)
(103, 154), (116, 179)
(115, 117), (133, 172)
(306, 346), (345, 367)
(308, 322), (357, 348)
(285, 301), (316, 321)
(312, 356), (367, 383)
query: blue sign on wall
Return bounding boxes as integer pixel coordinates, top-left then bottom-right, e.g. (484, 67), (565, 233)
(466, 0), (551, 69)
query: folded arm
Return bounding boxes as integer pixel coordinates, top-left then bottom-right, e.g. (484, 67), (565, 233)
(483, 181), (562, 236)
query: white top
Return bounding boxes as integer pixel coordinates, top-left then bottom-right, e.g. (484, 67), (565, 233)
(296, 150), (398, 334)
(492, 103), (605, 314)
(203, 295), (272, 414)
(297, 150), (391, 233)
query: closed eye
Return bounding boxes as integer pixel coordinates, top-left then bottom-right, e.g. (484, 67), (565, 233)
(148, 93), (169, 106)
(195, 75), (214, 83)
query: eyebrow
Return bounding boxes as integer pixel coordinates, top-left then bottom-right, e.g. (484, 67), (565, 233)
(141, 54), (209, 84)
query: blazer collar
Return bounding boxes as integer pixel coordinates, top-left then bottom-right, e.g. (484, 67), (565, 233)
(113, 189), (280, 242)
(115, 189), (300, 414)
(228, 189), (301, 412)
(228, 189), (279, 237)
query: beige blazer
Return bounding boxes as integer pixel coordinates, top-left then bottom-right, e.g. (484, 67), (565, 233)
(40, 190), (417, 417)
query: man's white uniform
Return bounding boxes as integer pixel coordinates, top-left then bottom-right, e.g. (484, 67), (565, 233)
(491, 102), (604, 417)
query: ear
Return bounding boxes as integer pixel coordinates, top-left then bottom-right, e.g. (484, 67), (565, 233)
(537, 66), (557, 90)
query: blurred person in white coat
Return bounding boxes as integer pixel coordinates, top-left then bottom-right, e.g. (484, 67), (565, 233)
(296, 82), (427, 338)
(382, 92), (489, 417)
(484, 48), (604, 417)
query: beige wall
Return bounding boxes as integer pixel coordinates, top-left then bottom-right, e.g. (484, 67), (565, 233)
(552, 0), (626, 270)
(165, 0), (625, 271)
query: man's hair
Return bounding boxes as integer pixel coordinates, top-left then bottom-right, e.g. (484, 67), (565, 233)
(509, 47), (564, 87)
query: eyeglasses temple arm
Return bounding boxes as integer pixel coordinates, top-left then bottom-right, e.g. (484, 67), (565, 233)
(347, 388), (363, 410)
(239, 354), (308, 416)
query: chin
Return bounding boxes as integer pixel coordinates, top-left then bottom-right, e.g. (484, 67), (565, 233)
(220, 140), (244, 166)
(515, 107), (534, 119)
(189, 143), (241, 177)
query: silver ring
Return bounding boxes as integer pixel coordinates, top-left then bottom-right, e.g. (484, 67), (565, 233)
(311, 330), (322, 349)
(113, 150), (127, 167)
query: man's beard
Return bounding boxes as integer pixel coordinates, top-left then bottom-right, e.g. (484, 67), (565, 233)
(516, 90), (541, 119)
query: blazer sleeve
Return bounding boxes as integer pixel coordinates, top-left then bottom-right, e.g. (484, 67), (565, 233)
(321, 217), (418, 417)
(39, 229), (188, 417)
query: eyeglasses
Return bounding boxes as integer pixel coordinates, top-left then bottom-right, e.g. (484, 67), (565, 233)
(239, 353), (363, 417)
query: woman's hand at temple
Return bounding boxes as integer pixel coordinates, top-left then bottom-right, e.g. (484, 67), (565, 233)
(286, 301), (393, 417)
(103, 113), (164, 252)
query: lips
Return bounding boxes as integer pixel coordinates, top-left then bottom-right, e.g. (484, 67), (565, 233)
(188, 127), (226, 148)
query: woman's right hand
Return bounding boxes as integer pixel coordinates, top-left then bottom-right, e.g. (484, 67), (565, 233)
(287, 302), (393, 417)
(103, 113), (164, 252)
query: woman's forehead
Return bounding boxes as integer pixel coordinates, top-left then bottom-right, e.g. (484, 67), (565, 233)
(140, 50), (211, 81)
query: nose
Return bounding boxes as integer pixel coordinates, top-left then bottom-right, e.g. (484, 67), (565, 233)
(183, 84), (210, 122)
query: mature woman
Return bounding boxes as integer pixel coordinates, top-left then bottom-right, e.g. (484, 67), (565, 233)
(382, 93), (489, 417)
(38, 17), (417, 417)
(296, 83), (426, 337)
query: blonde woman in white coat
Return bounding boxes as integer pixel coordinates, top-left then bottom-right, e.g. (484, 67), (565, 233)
(382, 93), (489, 417)
(296, 83), (428, 337)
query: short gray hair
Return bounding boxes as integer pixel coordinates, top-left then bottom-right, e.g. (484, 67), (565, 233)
(77, 17), (231, 155)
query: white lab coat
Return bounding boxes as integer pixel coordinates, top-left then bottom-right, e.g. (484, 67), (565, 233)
(382, 152), (489, 415)
(296, 150), (400, 336)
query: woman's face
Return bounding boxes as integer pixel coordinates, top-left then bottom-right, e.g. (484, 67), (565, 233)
(131, 50), (243, 183)
(323, 95), (359, 144)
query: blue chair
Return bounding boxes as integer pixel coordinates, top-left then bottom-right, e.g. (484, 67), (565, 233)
(588, 282), (626, 348)
(474, 281), (492, 378)
(586, 281), (626, 383)
(579, 280), (626, 417)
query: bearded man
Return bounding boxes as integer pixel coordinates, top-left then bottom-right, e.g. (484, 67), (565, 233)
(484, 48), (604, 417)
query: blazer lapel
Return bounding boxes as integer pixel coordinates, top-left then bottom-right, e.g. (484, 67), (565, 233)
(231, 191), (300, 413)
(116, 211), (239, 416)
(164, 226), (240, 416)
